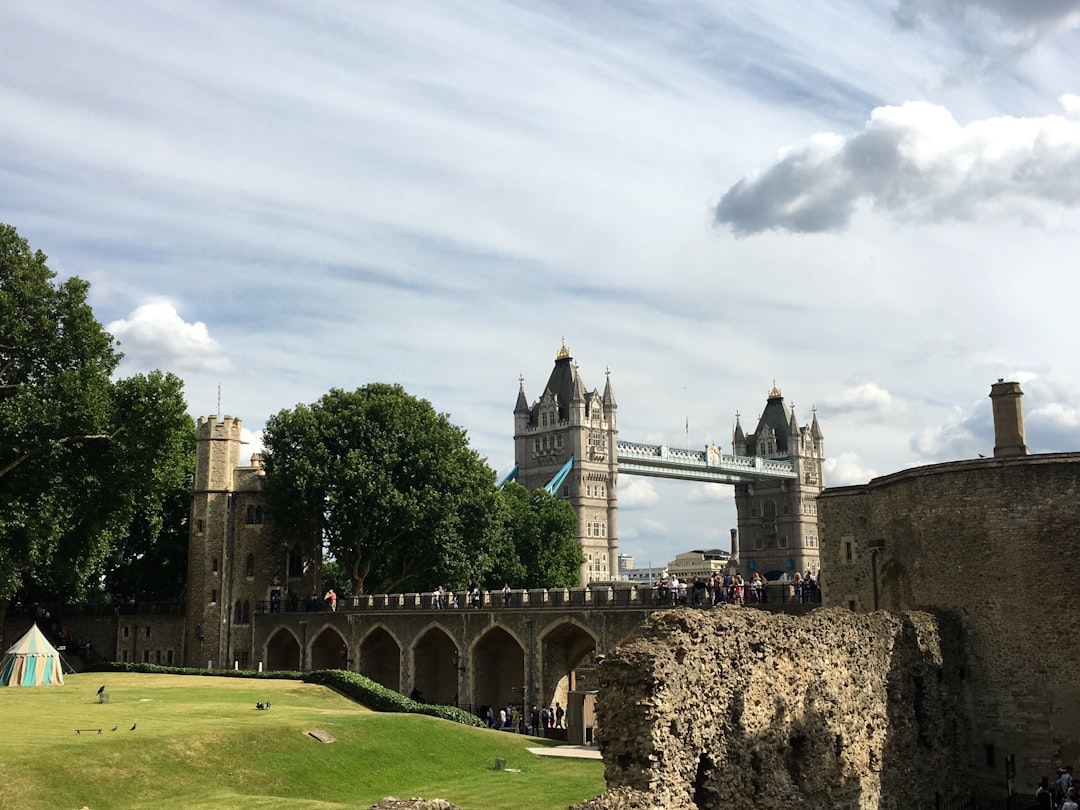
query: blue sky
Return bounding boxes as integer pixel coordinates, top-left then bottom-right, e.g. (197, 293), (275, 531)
(3, 1), (1080, 569)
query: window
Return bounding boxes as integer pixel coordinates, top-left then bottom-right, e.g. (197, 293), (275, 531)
(123, 626), (129, 639)
(778, 535), (788, 549)
(145, 627), (151, 639)
(845, 542), (852, 562)
(239, 651), (250, 669)
(197, 519), (204, 535)
(246, 505), (256, 524)
(245, 553), (255, 578)
(167, 650), (174, 665)
(143, 650), (150, 663)
(243, 601), (250, 624)
(211, 589), (218, 604)
(212, 558), (219, 574)
(763, 500), (777, 520)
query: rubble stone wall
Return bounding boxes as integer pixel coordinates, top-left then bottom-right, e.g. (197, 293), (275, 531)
(574, 606), (967, 810)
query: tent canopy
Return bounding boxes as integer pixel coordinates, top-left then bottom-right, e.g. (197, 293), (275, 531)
(0, 623), (65, 686)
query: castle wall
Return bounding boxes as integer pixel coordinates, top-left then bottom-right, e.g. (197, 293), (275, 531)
(574, 607), (967, 810)
(818, 452), (1080, 795)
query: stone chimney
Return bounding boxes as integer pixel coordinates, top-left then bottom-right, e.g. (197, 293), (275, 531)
(989, 379), (1028, 457)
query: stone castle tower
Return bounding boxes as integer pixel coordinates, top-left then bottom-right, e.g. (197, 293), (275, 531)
(514, 342), (619, 583)
(184, 415), (319, 668)
(732, 385), (825, 579)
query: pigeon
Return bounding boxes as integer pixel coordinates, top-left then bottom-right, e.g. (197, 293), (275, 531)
(130, 723), (137, 731)
(97, 685), (105, 695)
(111, 726), (118, 732)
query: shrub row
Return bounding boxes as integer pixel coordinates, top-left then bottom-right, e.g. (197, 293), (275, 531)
(92, 663), (483, 727)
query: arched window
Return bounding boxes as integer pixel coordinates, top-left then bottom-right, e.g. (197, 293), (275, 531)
(763, 500), (777, 520)
(234, 600), (243, 623)
(242, 601), (251, 624)
(245, 553), (255, 578)
(254, 506), (263, 525)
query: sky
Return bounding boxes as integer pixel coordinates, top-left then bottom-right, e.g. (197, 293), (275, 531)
(3, 1), (1080, 570)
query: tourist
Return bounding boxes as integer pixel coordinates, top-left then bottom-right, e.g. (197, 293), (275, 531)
(433, 585), (444, 609)
(733, 573), (745, 606)
(555, 701), (565, 729)
(1035, 776), (1053, 809)
(324, 588), (337, 612)
(470, 585), (481, 608)
(792, 572), (803, 603)
(502, 583), (512, 607)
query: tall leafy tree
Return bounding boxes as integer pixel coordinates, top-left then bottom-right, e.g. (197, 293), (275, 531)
(491, 483), (583, 589)
(0, 224), (195, 621)
(261, 384), (502, 595)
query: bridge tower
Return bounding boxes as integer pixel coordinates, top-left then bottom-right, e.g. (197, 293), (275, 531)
(514, 342), (619, 584)
(732, 385), (824, 580)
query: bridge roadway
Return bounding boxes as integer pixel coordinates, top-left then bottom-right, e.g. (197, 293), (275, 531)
(616, 440), (797, 484)
(252, 584), (814, 719)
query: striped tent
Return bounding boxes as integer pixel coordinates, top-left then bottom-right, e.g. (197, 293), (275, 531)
(0, 623), (64, 686)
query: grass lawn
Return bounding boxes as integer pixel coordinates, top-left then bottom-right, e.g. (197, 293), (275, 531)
(0, 672), (605, 810)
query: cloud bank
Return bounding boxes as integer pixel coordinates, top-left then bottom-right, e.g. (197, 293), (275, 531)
(714, 97), (1080, 234)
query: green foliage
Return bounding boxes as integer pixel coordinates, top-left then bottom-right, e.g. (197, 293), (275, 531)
(0, 223), (196, 606)
(261, 384), (502, 594)
(491, 483), (584, 589)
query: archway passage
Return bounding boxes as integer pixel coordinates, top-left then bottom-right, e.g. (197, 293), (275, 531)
(311, 626), (348, 670)
(472, 626), (525, 723)
(412, 626), (459, 706)
(360, 627), (401, 693)
(266, 627), (301, 671)
(540, 621), (597, 713)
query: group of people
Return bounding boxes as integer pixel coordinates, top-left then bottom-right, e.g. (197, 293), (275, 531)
(478, 701), (566, 734)
(1035, 766), (1078, 809)
(653, 570), (820, 606)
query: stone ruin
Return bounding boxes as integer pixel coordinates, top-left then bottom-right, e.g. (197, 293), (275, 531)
(570, 606), (969, 810)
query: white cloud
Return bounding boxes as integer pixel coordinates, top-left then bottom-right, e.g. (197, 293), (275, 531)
(619, 479), (660, 508)
(820, 383), (899, 417)
(714, 98), (1080, 234)
(824, 452), (879, 486)
(686, 484), (732, 504)
(106, 301), (231, 374)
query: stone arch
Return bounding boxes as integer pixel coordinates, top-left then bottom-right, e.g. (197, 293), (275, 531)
(470, 624), (526, 720)
(411, 623), (460, 707)
(538, 618), (598, 712)
(265, 626), (301, 671)
(310, 624), (348, 671)
(360, 624), (401, 693)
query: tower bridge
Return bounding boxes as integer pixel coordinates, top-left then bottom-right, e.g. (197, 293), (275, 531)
(514, 341), (825, 583)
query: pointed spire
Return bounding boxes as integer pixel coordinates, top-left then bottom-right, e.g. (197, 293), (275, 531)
(733, 411), (745, 443)
(514, 374), (529, 414)
(811, 406), (823, 440)
(788, 406), (800, 436)
(571, 363), (586, 402)
(602, 367), (617, 409)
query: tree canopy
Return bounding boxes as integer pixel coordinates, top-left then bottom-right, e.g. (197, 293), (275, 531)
(261, 384), (503, 595)
(0, 224), (195, 610)
(489, 483), (582, 589)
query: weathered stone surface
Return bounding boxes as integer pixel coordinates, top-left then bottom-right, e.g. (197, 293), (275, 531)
(580, 606), (966, 810)
(366, 799), (460, 810)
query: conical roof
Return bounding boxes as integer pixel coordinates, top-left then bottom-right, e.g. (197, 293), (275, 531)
(0, 623), (64, 686)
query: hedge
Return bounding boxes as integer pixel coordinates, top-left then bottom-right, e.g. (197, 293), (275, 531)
(91, 663), (483, 727)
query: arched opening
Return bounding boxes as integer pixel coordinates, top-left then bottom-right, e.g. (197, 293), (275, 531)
(412, 626), (459, 706)
(471, 626), (525, 721)
(360, 626), (401, 693)
(539, 621), (597, 713)
(310, 625), (347, 670)
(265, 627), (301, 671)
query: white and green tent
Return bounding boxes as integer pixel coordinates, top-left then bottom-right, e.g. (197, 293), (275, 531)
(0, 623), (64, 686)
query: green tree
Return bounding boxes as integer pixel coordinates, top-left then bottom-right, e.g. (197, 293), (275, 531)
(490, 483), (583, 589)
(0, 224), (195, 618)
(261, 384), (502, 595)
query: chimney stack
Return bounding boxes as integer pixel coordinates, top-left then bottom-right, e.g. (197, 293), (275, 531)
(989, 379), (1028, 458)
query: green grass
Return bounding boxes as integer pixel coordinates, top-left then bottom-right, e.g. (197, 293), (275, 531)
(0, 673), (605, 810)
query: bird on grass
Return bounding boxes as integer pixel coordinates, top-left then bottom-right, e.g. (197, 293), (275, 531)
(130, 723), (137, 731)
(97, 685), (105, 695)
(111, 726), (118, 732)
